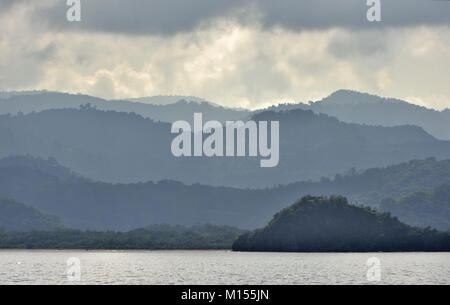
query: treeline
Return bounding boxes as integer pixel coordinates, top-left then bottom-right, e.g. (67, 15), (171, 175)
(233, 196), (450, 252)
(0, 224), (245, 250)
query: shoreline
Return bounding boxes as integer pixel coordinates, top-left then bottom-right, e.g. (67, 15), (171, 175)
(0, 248), (232, 252)
(0, 248), (449, 253)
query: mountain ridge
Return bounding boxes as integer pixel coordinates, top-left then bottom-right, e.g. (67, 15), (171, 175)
(0, 91), (250, 124)
(0, 155), (449, 231)
(0, 198), (63, 232)
(1, 106), (449, 187)
(266, 90), (450, 140)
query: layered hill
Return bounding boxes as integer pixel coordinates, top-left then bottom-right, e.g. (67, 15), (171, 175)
(0, 156), (449, 230)
(380, 184), (450, 231)
(0, 91), (249, 124)
(268, 90), (450, 140)
(1, 106), (450, 187)
(3, 90), (450, 140)
(0, 198), (62, 232)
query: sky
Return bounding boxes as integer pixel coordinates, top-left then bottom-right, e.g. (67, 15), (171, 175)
(0, 0), (449, 110)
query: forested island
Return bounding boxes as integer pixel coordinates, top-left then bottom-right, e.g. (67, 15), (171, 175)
(232, 196), (450, 252)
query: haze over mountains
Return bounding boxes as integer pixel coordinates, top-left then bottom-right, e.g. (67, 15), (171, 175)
(0, 156), (448, 231)
(0, 91), (250, 124)
(266, 90), (450, 140)
(1, 90), (450, 140)
(0, 198), (62, 232)
(380, 184), (450, 231)
(1, 105), (449, 187)
(0, 90), (449, 233)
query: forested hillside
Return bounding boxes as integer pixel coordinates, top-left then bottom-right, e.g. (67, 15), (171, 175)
(0, 156), (449, 230)
(0, 198), (62, 232)
(380, 184), (450, 231)
(1, 106), (449, 187)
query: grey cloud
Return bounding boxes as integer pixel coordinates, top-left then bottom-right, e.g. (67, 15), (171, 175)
(327, 30), (388, 59)
(1, 0), (449, 110)
(257, 0), (450, 30)
(29, 42), (57, 62)
(33, 0), (244, 35)
(0, 0), (20, 10)
(20, 0), (450, 35)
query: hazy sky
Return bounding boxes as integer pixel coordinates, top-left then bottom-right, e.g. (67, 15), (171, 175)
(1, 0), (449, 109)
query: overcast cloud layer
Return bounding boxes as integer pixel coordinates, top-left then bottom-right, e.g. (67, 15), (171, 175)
(0, 0), (449, 109)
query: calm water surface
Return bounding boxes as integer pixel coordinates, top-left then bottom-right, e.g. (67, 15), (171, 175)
(0, 250), (448, 285)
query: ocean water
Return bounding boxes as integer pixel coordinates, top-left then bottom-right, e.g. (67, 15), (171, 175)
(0, 250), (448, 285)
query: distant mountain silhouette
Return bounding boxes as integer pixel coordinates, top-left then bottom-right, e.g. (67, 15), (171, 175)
(1, 106), (450, 187)
(3, 90), (450, 140)
(0, 156), (449, 230)
(0, 198), (62, 232)
(232, 195), (450, 252)
(128, 95), (208, 105)
(248, 108), (450, 186)
(267, 90), (450, 140)
(0, 91), (249, 124)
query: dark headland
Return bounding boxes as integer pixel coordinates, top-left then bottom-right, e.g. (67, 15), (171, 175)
(232, 196), (450, 252)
